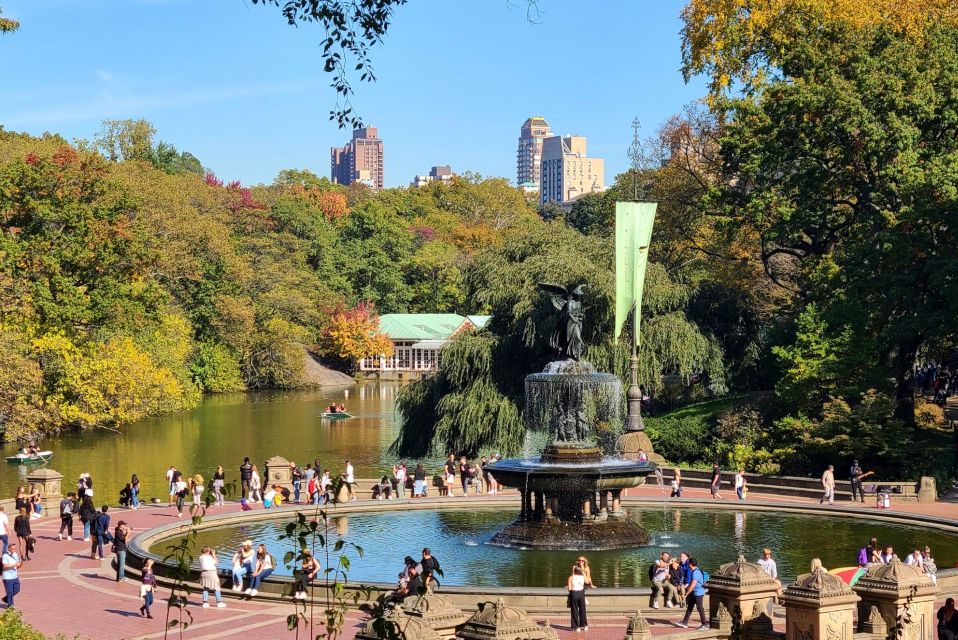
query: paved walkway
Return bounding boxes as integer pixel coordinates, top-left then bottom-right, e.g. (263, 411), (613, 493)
(7, 486), (958, 640)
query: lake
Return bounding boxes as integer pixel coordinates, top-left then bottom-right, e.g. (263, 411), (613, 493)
(1, 383), (413, 502)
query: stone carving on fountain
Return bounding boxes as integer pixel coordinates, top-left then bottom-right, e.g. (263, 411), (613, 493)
(486, 285), (656, 550)
(455, 598), (558, 640)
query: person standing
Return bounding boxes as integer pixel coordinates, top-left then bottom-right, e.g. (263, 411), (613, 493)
(114, 521), (131, 582)
(567, 564), (588, 632)
(344, 460), (355, 501)
(1, 541), (22, 608)
(758, 548), (782, 601)
(0, 506), (8, 556)
(140, 558), (156, 618)
(820, 465), (835, 505)
(78, 496), (96, 542)
(710, 464), (724, 499)
(671, 468), (683, 498)
(173, 475), (188, 517)
(291, 462), (303, 503)
(414, 463), (427, 498)
(130, 474), (141, 510)
(57, 492), (76, 541)
(734, 469), (747, 501)
(90, 505), (111, 560)
(420, 548), (441, 590)
(13, 509), (30, 561)
(166, 466), (177, 508)
(676, 558), (708, 630)
(444, 454), (457, 497)
(240, 457), (253, 500)
(212, 466), (226, 506)
(250, 464), (262, 503)
(190, 474), (205, 508)
(459, 456), (471, 496)
(394, 462), (407, 499)
(199, 547), (227, 608)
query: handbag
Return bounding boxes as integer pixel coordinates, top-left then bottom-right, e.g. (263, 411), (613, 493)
(566, 592), (572, 608)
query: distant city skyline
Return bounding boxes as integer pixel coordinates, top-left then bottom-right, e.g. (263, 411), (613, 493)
(0, 1), (705, 187)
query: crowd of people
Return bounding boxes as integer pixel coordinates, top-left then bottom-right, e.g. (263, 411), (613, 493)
(916, 362), (958, 404)
(856, 538), (939, 583)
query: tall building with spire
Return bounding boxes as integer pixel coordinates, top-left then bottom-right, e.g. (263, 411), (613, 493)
(331, 127), (384, 189)
(516, 116), (552, 190)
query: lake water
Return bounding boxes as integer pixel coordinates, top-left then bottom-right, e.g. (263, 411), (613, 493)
(1, 383), (413, 501)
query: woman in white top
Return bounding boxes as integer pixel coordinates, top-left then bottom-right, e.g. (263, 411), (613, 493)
(247, 544), (274, 597)
(394, 463), (406, 499)
(199, 547), (226, 608)
(734, 469), (747, 501)
(173, 477), (188, 518)
(263, 486), (277, 508)
(567, 565), (588, 632)
(231, 540), (255, 591)
(191, 474), (205, 507)
(250, 465), (262, 503)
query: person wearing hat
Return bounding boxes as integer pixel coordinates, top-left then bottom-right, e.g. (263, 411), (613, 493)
(849, 460), (869, 503)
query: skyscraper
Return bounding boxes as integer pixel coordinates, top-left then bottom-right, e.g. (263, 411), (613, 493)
(330, 127), (384, 189)
(516, 116), (552, 189)
(539, 135), (605, 205)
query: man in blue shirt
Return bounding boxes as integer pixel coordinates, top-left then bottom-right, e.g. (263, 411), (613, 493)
(2, 541), (22, 608)
(676, 557), (709, 630)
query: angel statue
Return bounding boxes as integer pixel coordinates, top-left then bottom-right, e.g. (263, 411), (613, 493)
(537, 282), (586, 361)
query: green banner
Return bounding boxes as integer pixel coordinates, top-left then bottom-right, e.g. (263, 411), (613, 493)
(614, 202), (657, 344)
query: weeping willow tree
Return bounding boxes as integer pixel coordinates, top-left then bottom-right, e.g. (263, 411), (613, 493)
(394, 221), (726, 458)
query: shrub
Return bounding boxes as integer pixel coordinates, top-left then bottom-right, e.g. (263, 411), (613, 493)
(914, 400), (945, 430)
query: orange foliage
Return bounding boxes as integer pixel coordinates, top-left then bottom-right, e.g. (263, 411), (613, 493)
(325, 302), (393, 361)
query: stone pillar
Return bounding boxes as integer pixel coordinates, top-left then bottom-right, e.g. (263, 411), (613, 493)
(852, 559), (939, 640)
(26, 468), (63, 516)
(582, 496), (592, 518)
(707, 556), (781, 628)
(265, 456), (293, 491)
(781, 568), (860, 640)
(600, 491), (609, 512)
(917, 477), (936, 503)
(611, 490), (622, 515)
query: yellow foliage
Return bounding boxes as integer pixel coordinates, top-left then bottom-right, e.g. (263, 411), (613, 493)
(682, 0), (958, 96)
(33, 332), (192, 429)
(914, 399), (945, 430)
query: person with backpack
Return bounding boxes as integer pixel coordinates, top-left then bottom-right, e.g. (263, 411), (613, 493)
(676, 558), (709, 630)
(90, 505), (112, 560)
(78, 496), (96, 542)
(57, 492), (76, 541)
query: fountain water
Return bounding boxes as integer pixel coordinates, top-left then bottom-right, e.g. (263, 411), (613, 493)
(487, 283), (656, 550)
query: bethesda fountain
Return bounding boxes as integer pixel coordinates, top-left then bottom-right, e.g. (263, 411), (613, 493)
(486, 282), (656, 550)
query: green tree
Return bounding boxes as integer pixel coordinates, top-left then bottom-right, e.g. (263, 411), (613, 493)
(0, 4), (18, 33)
(94, 118), (156, 162)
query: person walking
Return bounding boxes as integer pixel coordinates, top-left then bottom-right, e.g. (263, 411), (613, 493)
(676, 558), (708, 630)
(139, 558), (156, 618)
(57, 492), (76, 541)
(199, 547), (227, 608)
(671, 468), (683, 498)
(212, 466), (226, 506)
(247, 544), (274, 597)
(734, 469), (747, 501)
(190, 474), (205, 508)
(710, 464), (724, 499)
(1, 541), (22, 608)
(173, 474), (188, 517)
(114, 521), (131, 582)
(13, 509), (30, 561)
(459, 456), (471, 496)
(820, 465), (836, 505)
(567, 564), (588, 632)
(240, 457), (253, 500)
(250, 464), (262, 503)
(344, 460), (356, 501)
(130, 474), (141, 510)
(90, 505), (111, 560)
(444, 454), (457, 497)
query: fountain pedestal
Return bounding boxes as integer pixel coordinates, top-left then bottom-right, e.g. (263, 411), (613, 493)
(488, 359), (655, 551)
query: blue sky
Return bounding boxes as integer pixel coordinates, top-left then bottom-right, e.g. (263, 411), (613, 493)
(0, 0), (706, 187)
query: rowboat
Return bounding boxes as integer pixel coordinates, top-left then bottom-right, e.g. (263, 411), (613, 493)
(321, 412), (353, 419)
(5, 451), (53, 464)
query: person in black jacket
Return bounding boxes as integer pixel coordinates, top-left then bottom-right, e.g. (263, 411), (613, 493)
(114, 521), (131, 582)
(90, 505), (111, 560)
(57, 492), (77, 541)
(78, 496), (96, 542)
(240, 457), (253, 499)
(419, 548), (440, 590)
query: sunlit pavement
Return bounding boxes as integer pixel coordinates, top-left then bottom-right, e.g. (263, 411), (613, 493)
(9, 486), (956, 639)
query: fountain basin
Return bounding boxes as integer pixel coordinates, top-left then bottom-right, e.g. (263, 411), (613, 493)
(486, 458), (655, 493)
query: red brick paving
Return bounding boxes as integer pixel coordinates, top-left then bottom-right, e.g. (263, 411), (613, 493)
(7, 487), (957, 639)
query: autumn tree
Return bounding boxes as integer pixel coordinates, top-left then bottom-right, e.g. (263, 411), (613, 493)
(0, 4), (17, 33)
(324, 302), (393, 363)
